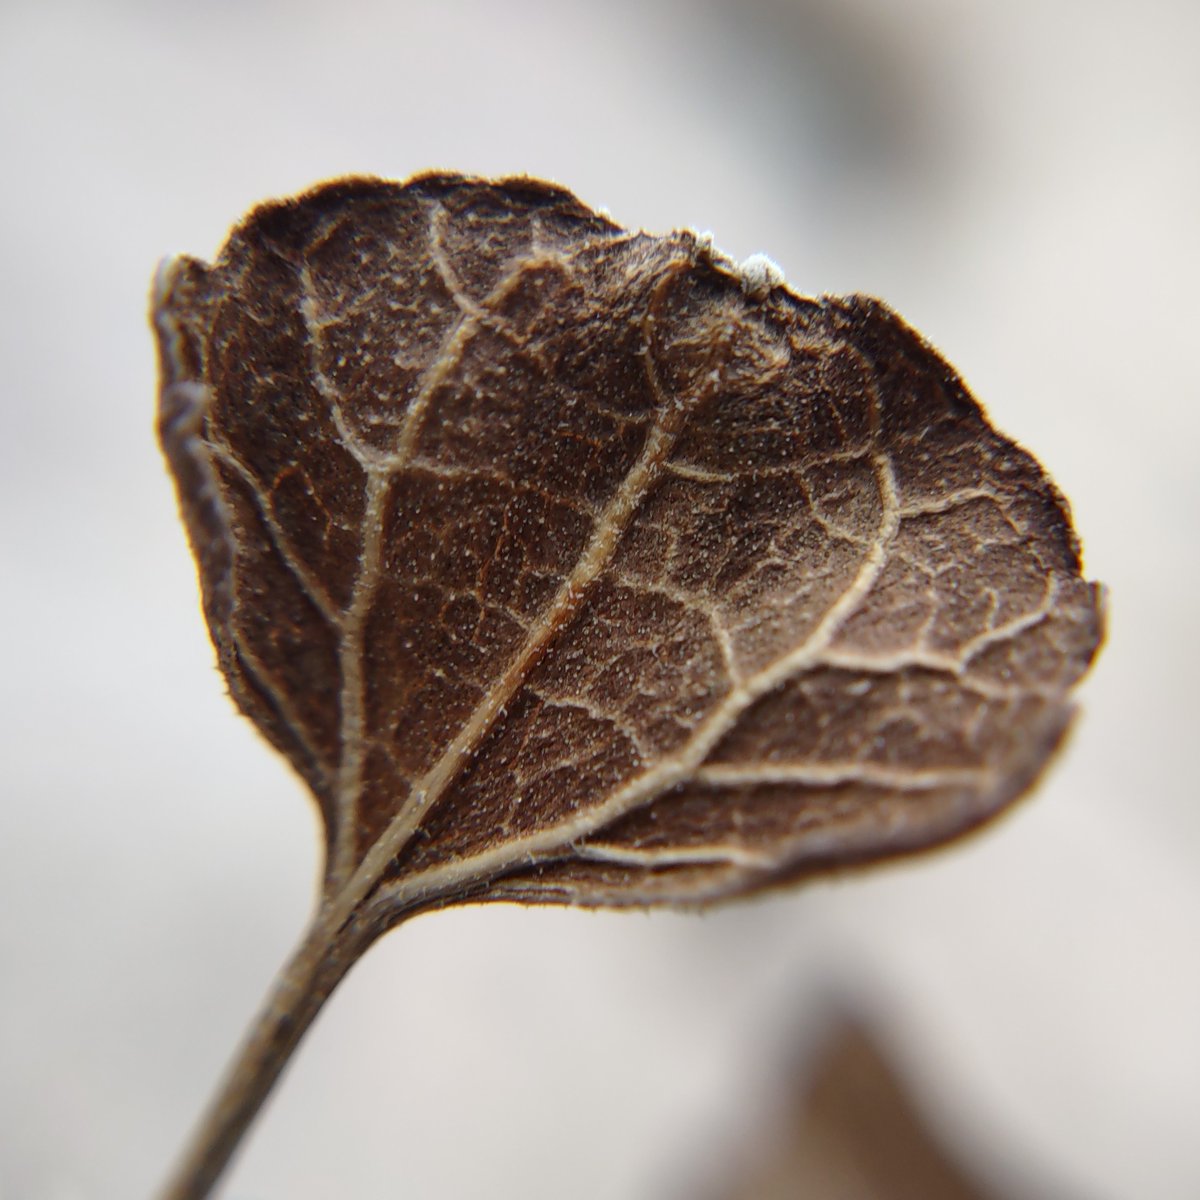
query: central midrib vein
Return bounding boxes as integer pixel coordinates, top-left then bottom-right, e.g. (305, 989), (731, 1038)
(321, 262), (701, 934)
(372, 451), (901, 913)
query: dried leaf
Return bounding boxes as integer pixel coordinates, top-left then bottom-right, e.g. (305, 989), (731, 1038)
(155, 173), (1102, 926)
(153, 174), (1104, 1198)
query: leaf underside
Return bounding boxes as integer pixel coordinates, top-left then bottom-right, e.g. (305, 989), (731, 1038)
(153, 173), (1103, 929)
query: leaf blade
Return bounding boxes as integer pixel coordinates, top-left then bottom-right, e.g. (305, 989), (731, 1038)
(154, 174), (1103, 922)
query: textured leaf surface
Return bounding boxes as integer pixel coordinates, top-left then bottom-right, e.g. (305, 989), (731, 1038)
(154, 174), (1102, 925)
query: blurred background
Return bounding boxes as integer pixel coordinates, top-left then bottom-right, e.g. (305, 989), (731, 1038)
(1, 1), (1197, 1197)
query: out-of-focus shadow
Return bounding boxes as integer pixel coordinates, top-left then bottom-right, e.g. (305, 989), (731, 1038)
(699, 0), (964, 201)
(707, 1011), (1085, 1200)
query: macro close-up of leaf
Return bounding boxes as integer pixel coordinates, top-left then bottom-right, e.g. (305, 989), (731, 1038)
(151, 173), (1102, 1197)
(10, 3), (1200, 1198)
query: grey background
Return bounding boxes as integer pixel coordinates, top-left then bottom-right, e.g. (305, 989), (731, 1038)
(1, 1), (1197, 1197)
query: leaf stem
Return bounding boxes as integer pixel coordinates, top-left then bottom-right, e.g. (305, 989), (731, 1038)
(157, 906), (379, 1200)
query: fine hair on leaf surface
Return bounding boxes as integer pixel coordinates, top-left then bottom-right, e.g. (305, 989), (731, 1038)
(152, 172), (1104, 1198)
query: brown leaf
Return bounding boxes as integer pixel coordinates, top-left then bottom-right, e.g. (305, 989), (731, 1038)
(153, 173), (1103, 928)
